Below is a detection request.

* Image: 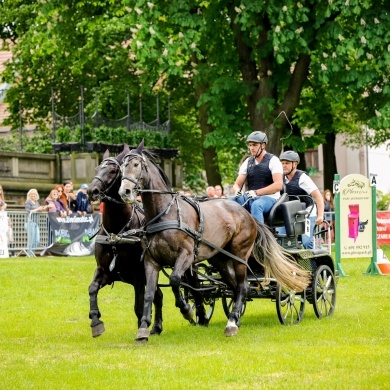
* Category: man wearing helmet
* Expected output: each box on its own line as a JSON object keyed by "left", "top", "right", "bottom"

{"left": 231, "top": 131, "right": 283, "bottom": 223}
{"left": 279, "top": 150, "right": 324, "bottom": 249}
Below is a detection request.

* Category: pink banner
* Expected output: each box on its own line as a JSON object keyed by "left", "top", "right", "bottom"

{"left": 377, "top": 211, "right": 390, "bottom": 245}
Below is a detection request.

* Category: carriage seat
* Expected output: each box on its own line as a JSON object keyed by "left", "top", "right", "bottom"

{"left": 266, "top": 194, "right": 308, "bottom": 249}
{"left": 281, "top": 200, "right": 308, "bottom": 237}
{"left": 266, "top": 192, "right": 289, "bottom": 229}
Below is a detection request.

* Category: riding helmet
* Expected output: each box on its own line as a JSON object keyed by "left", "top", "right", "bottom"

{"left": 246, "top": 131, "right": 268, "bottom": 144}
{"left": 279, "top": 150, "right": 300, "bottom": 163}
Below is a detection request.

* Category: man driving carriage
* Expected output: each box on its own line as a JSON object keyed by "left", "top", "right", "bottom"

{"left": 231, "top": 131, "right": 283, "bottom": 223}
{"left": 279, "top": 150, "right": 324, "bottom": 249}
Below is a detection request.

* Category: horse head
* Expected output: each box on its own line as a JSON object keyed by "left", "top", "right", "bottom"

{"left": 118, "top": 140, "right": 147, "bottom": 204}
{"left": 88, "top": 144, "right": 130, "bottom": 202}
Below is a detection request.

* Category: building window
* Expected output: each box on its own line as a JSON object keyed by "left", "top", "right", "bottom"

{"left": 305, "top": 149, "right": 319, "bottom": 175}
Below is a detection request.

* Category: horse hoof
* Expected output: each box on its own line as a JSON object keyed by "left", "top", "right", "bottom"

{"left": 182, "top": 306, "right": 194, "bottom": 322}
{"left": 134, "top": 338, "right": 148, "bottom": 345}
{"left": 224, "top": 320, "right": 238, "bottom": 337}
{"left": 224, "top": 326, "right": 238, "bottom": 337}
{"left": 150, "top": 327, "right": 162, "bottom": 336}
{"left": 136, "top": 328, "right": 150, "bottom": 342}
{"left": 91, "top": 322, "right": 105, "bottom": 338}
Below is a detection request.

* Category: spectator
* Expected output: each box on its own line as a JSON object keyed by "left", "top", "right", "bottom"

{"left": 323, "top": 189, "right": 335, "bottom": 242}
{"left": 323, "top": 189, "right": 335, "bottom": 220}
{"left": 76, "top": 183, "right": 92, "bottom": 216}
{"left": 45, "top": 189, "right": 67, "bottom": 217}
{"left": 0, "top": 184, "right": 7, "bottom": 211}
{"left": 58, "top": 182, "right": 73, "bottom": 214}
{"left": 279, "top": 151, "right": 324, "bottom": 249}
{"left": 0, "top": 185, "right": 14, "bottom": 257}
{"left": 0, "top": 208, "right": 8, "bottom": 258}
{"left": 54, "top": 185, "right": 69, "bottom": 215}
{"left": 231, "top": 131, "right": 283, "bottom": 223}
{"left": 215, "top": 185, "right": 227, "bottom": 198}
{"left": 25, "top": 189, "right": 48, "bottom": 256}
{"left": 65, "top": 181, "right": 78, "bottom": 213}
{"left": 206, "top": 186, "right": 217, "bottom": 198}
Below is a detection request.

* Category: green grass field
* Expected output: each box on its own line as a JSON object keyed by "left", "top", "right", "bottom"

{"left": 0, "top": 254, "right": 389, "bottom": 389}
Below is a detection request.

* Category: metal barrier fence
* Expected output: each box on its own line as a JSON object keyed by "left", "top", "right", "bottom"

{"left": 5, "top": 210, "right": 102, "bottom": 257}
{"left": 7, "top": 211, "right": 51, "bottom": 257}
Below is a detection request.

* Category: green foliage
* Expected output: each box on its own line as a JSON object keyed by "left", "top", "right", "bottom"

{"left": 376, "top": 190, "right": 390, "bottom": 211}
{"left": 1, "top": 0, "right": 389, "bottom": 186}
{"left": 23, "top": 133, "right": 53, "bottom": 154}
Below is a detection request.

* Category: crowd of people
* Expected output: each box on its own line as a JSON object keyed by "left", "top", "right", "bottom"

{"left": 0, "top": 181, "right": 95, "bottom": 257}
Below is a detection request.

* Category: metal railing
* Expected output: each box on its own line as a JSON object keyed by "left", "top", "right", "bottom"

{"left": 6, "top": 211, "right": 51, "bottom": 257}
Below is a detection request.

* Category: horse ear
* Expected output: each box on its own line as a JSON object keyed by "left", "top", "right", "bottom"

{"left": 123, "top": 144, "right": 130, "bottom": 154}
{"left": 135, "top": 139, "right": 144, "bottom": 154}
{"left": 103, "top": 149, "right": 110, "bottom": 159}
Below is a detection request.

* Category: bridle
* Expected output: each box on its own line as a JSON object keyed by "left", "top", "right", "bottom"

{"left": 92, "top": 157, "right": 124, "bottom": 203}
{"left": 120, "top": 152, "right": 178, "bottom": 196}
{"left": 120, "top": 152, "right": 148, "bottom": 196}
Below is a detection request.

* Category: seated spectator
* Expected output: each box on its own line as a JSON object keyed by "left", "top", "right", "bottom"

{"left": 76, "top": 184, "right": 92, "bottom": 216}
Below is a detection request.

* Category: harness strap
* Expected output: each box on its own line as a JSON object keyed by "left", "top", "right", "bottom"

{"left": 95, "top": 234, "right": 141, "bottom": 245}
{"left": 142, "top": 221, "right": 255, "bottom": 274}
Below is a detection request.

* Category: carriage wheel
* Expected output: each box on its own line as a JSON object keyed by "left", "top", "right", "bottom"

{"left": 276, "top": 283, "right": 305, "bottom": 325}
{"left": 222, "top": 296, "right": 246, "bottom": 320}
{"left": 183, "top": 287, "right": 216, "bottom": 325}
{"left": 312, "top": 265, "right": 336, "bottom": 318}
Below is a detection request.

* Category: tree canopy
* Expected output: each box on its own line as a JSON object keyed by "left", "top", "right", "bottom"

{"left": 1, "top": 0, "right": 389, "bottom": 189}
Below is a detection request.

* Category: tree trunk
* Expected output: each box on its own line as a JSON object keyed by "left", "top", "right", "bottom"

{"left": 195, "top": 83, "right": 222, "bottom": 186}
{"left": 322, "top": 132, "right": 337, "bottom": 191}
{"left": 230, "top": 10, "right": 311, "bottom": 156}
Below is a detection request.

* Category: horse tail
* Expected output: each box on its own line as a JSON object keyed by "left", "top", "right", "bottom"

{"left": 252, "top": 221, "right": 311, "bottom": 292}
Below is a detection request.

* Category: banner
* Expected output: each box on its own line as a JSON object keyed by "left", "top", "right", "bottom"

{"left": 42, "top": 213, "right": 100, "bottom": 256}
{"left": 339, "top": 174, "right": 373, "bottom": 258}
{"left": 377, "top": 211, "right": 390, "bottom": 245}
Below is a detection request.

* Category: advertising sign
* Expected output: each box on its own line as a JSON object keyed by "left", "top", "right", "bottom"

{"left": 43, "top": 213, "right": 100, "bottom": 256}
{"left": 339, "top": 174, "right": 372, "bottom": 258}
{"left": 377, "top": 211, "right": 390, "bottom": 245}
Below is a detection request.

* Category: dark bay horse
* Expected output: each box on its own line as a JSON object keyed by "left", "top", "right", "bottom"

{"left": 118, "top": 141, "right": 311, "bottom": 342}
{"left": 87, "top": 145, "right": 165, "bottom": 337}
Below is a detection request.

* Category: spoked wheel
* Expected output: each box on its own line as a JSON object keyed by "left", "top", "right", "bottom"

{"left": 222, "top": 296, "right": 247, "bottom": 319}
{"left": 276, "top": 283, "right": 306, "bottom": 325}
{"left": 182, "top": 287, "right": 216, "bottom": 325}
{"left": 312, "top": 265, "right": 336, "bottom": 318}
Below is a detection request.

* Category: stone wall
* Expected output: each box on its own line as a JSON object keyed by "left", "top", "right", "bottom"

{"left": 0, "top": 150, "right": 182, "bottom": 206}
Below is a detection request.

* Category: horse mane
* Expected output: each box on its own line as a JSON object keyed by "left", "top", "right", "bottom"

{"left": 141, "top": 150, "right": 173, "bottom": 192}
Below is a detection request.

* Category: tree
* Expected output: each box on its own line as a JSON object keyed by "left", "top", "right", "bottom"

{"left": 1, "top": 0, "right": 389, "bottom": 189}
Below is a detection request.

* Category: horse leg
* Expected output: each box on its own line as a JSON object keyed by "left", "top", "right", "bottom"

{"left": 224, "top": 262, "right": 248, "bottom": 337}
{"left": 136, "top": 260, "right": 160, "bottom": 343}
{"left": 169, "top": 253, "right": 195, "bottom": 323}
{"left": 88, "top": 267, "right": 110, "bottom": 337}
{"left": 150, "top": 286, "right": 163, "bottom": 335}
{"left": 183, "top": 267, "right": 208, "bottom": 326}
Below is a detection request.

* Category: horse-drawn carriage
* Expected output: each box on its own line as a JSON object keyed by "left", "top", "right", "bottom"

{"left": 87, "top": 142, "right": 337, "bottom": 343}
{"left": 177, "top": 193, "right": 337, "bottom": 326}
